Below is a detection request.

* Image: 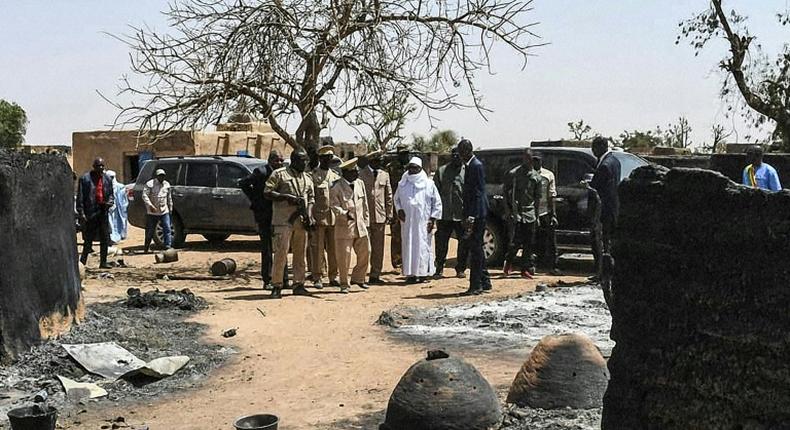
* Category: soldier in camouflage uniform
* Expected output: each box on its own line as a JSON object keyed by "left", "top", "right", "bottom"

{"left": 503, "top": 148, "right": 542, "bottom": 278}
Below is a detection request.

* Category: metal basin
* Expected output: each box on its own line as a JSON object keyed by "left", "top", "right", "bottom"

{"left": 233, "top": 414, "right": 279, "bottom": 430}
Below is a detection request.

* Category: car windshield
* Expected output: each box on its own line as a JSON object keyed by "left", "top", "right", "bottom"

{"left": 612, "top": 152, "right": 648, "bottom": 182}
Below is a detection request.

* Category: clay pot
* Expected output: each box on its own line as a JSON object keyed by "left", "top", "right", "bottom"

{"left": 507, "top": 333, "right": 609, "bottom": 409}
{"left": 380, "top": 350, "right": 502, "bottom": 430}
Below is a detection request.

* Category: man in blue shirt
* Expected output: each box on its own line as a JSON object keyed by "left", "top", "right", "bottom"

{"left": 743, "top": 145, "right": 782, "bottom": 191}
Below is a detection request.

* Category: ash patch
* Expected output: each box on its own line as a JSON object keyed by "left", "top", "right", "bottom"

{"left": 379, "top": 284, "right": 613, "bottom": 356}
{"left": 125, "top": 287, "right": 208, "bottom": 311}
{"left": 501, "top": 405, "right": 601, "bottom": 429}
{"left": 0, "top": 300, "right": 233, "bottom": 422}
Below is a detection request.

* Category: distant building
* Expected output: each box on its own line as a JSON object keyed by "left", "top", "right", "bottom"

{"left": 72, "top": 121, "right": 289, "bottom": 183}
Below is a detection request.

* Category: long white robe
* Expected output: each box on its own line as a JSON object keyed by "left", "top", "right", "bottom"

{"left": 394, "top": 171, "right": 443, "bottom": 277}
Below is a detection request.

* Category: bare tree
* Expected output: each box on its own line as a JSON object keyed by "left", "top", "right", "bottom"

{"left": 112, "top": 0, "right": 542, "bottom": 152}
{"left": 664, "top": 116, "right": 693, "bottom": 149}
{"left": 567, "top": 119, "right": 593, "bottom": 141}
{"left": 679, "top": 1, "right": 790, "bottom": 149}
{"left": 709, "top": 123, "right": 732, "bottom": 153}
{"left": 353, "top": 91, "right": 414, "bottom": 151}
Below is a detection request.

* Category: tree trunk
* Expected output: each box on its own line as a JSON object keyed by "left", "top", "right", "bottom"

{"left": 296, "top": 110, "right": 321, "bottom": 152}
{"left": 777, "top": 120, "right": 790, "bottom": 152}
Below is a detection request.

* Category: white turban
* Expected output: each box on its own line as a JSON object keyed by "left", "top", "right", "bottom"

{"left": 408, "top": 157, "right": 423, "bottom": 167}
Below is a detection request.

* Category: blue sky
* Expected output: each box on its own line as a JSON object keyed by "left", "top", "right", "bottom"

{"left": 0, "top": 1, "right": 787, "bottom": 148}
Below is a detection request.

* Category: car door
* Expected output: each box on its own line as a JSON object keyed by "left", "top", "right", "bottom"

{"left": 554, "top": 155, "right": 595, "bottom": 231}
{"left": 214, "top": 162, "right": 257, "bottom": 232}
{"left": 182, "top": 161, "right": 218, "bottom": 229}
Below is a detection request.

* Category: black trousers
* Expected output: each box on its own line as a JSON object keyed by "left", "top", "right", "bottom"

{"left": 259, "top": 221, "right": 288, "bottom": 286}
{"left": 535, "top": 214, "right": 558, "bottom": 269}
{"left": 469, "top": 220, "right": 491, "bottom": 291}
{"left": 506, "top": 221, "right": 537, "bottom": 272}
{"left": 592, "top": 219, "right": 615, "bottom": 276}
{"left": 81, "top": 213, "right": 110, "bottom": 266}
{"left": 434, "top": 220, "right": 470, "bottom": 274}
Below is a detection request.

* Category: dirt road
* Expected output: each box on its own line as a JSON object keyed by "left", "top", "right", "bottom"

{"left": 68, "top": 226, "right": 586, "bottom": 430}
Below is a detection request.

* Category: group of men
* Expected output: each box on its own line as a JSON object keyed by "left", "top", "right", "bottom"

{"left": 76, "top": 157, "right": 174, "bottom": 268}
{"left": 243, "top": 140, "right": 494, "bottom": 298}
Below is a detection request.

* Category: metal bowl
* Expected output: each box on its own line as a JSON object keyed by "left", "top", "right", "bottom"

{"left": 233, "top": 414, "right": 279, "bottom": 430}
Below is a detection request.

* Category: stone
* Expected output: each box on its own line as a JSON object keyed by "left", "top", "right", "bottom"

{"left": 380, "top": 350, "right": 502, "bottom": 430}
{"left": 506, "top": 333, "right": 609, "bottom": 409}
{"left": 603, "top": 166, "right": 790, "bottom": 429}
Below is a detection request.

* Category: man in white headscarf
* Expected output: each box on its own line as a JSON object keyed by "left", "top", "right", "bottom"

{"left": 394, "top": 157, "right": 442, "bottom": 284}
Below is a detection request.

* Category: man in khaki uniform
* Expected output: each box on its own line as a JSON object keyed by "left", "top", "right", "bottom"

{"left": 309, "top": 145, "right": 341, "bottom": 289}
{"left": 387, "top": 144, "right": 411, "bottom": 268}
{"left": 358, "top": 150, "right": 392, "bottom": 284}
{"left": 330, "top": 158, "right": 371, "bottom": 293}
{"left": 264, "top": 149, "right": 315, "bottom": 298}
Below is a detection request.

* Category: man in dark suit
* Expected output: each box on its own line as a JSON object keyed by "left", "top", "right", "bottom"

{"left": 240, "top": 150, "right": 286, "bottom": 289}
{"left": 76, "top": 157, "right": 115, "bottom": 268}
{"left": 458, "top": 139, "right": 492, "bottom": 296}
{"left": 589, "top": 136, "right": 622, "bottom": 259}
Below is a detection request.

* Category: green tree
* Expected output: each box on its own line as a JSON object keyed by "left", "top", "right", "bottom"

{"left": 678, "top": 1, "right": 790, "bottom": 149}
{"left": 619, "top": 128, "right": 664, "bottom": 152}
{"left": 568, "top": 119, "right": 593, "bottom": 141}
{"left": 412, "top": 129, "right": 458, "bottom": 153}
{"left": 0, "top": 100, "right": 28, "bottom": 149}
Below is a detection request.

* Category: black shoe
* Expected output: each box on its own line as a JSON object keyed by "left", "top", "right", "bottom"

{"left": 369, "top": 277, "right": 384, "bottom": 285}
{"left": 355, "top": 283, "right": 369, "bottom": 290}
{"left": 455, "top": 271, "right": 466, "bottom": 279}
{"left": 329, "top": 279, "right": 341, "bottom": 287}
{"left": 417, "top": 277, "right": 429, "bottom": 284}
{"left": 550, "top": 268, "right": 564, "bottom": 276}
{"left": 460, "top": 288, "right": 482, "bottom": 296}
{"left": 339, "top": 285, "right": 350, "bottom": 294}
{"left": 99, "top": 263, "right": 112, "bottom": 269}
{"left": 271, "top": 287, "right": 282, "bottom": 299}
{"left": 405, "top": 276, "right": 418, "bottom": 284}
{"left": 481, "top": 284, "right": 492, "bottom": 291}
{"left": 292, "top": 285, "right": 312, "bottom": 296}
{"left": 313, "top": 280, "right": 324, "bottom": 290}
{"left": 432, "top": 271, "right": 443, "bottom": 280}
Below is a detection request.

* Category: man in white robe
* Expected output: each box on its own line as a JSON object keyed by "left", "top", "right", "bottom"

{"left": 394, "top": 157, "right": 443, "bottom": 284}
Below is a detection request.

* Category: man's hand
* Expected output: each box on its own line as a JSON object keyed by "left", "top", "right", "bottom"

{"left": 285, "top": 194, "right": 301, "bottom": 205}
{"left": 397, "top": 210, "right": 406, "bottom": 223}
{"left": 427, "top": 219, "right": 435, "bottom": 234}
{"left": 550, "top": 216, "right": 559, "bottom": 227}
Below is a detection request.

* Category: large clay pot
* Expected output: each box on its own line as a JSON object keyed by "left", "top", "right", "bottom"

{"left": 380, "top": 350, "right": 502, "bottom": 430}
{"left": 507, "top": 333, "right": 609, "bottom": 409}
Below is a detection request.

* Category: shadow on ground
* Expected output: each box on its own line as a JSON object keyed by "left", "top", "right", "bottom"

{"left": 316, "top": 409, "right": 386, "bottom": 429}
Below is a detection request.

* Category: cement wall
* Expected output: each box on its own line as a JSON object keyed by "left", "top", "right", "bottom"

{"left": 0, "top": 151, "right": 83, "bottom": 362}
{"left": 603, "top": 165, "right": 790, "bottom": 429}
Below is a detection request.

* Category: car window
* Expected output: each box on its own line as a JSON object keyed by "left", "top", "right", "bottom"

{"left": 556, "top": 158, "right": 592, "bottom": 186}
{"left": 153, "top": 162, "right": 181, "bottom": 185}
{"left": 217, "top": 163, "right": 248, "bottom": 188}
{"left": 186, "top": 162, "right": 217, "bottom": 187}
{"left": 483, "top": 154, "right": 522, "bottom": 184}
{"left": 612, "top": 152, "right": 647, "bottom": 182}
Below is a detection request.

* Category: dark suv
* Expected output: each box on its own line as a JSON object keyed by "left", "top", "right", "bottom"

{"left": 473, "top": 147, "right": 647, "bottom": 265}
{"left": 127, "top": 156, "right": 267, "bottom": 247}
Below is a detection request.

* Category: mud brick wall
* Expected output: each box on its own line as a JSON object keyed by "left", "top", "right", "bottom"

{"left": 603, "top": 165, "right": 790, "bottom": 429}
{"left": 0, "top": 150, "right": 82, "bottom": 362}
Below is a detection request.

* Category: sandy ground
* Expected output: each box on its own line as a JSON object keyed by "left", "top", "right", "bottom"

{"left": 65, "top": 226, "right": 588, "bottom": 430}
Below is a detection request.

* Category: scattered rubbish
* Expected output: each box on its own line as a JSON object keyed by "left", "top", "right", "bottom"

{"left": 157, "top": 273, "right": 230, "bottom": 281}
{"left": 125, "top": 288, "right": 207, "bottom": 311}
{"left": 62, "top": 342, "right": 192, "bottom": 384}
{"left": 233, "top": 413, "right": 279, "bottom": 430}
{"left": 131, "top": 356, "right": 190, "bottom": 379}
{"left": 210, "top": 258, "right": 237, "bottom": 276}
{"left": 154, "top": 249, "right": 179, "bottom": 263}
{"left": 256, "top": 308, "right": 266, "bottom": 318}
{"left": 7, "top": 405, "right": 58, "bottom": 430}
{"left": 32, "top": 390, "right": 48, "bottom": 403}
{"left": 62, "top": 343, "right": 145, "bottom": 381}
{"left": 97, "top": 273, "right": 115, "bottom": 280}
{"left": 535, "top": 283, "right": 548, "bottom": 292}
{"left": 381, "top": 350, "right": 501, "bottom": 430}
{"left": 56, "top": 375, "right": 108, "bottom": 400}
{"left": 222, "top": 328, "right": 238, "bottom": 338}
{"left": 507, "top": 333, "right": 609, "bottom": 409}
{"left": 376, "top": 309, "right": 411, "bottom": 328}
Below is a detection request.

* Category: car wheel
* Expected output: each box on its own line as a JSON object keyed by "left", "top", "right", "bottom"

{"left": 203, "top": 233, "right": 230, "bottom": 244}
{"left": 483, "top": 221, "right": 505, "bottom": 267}
{"left": 154, "top": 215, "right": 186, "bottom": 248}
